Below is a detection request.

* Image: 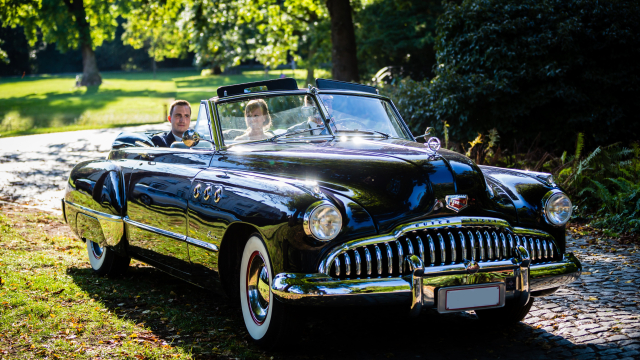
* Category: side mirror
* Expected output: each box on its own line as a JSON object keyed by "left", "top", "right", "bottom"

{"left": 182, "top": 129, "right": 201, "bottom": 147}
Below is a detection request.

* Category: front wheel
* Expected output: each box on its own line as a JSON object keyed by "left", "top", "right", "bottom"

{"left": 475, "top": 297, "right": 534, "bottom": 325}
{"left": 239, "top": 234, "right": 291, "bottom": 349}
{"left": 86, "top": 239, "right": 130, "bottom": 276}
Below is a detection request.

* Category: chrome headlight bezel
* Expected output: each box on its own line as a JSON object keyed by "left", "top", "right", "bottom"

{"left": 303, "top": 200, "right": 343, "bottom": 241}
{"left": 542, "top": 190, "right": 573, "bottom": 226}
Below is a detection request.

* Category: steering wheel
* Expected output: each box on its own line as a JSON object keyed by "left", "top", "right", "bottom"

{"left": 333, "top": 118, "right": 368, "bottom": 130}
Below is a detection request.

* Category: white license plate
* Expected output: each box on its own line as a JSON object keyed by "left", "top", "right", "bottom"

{"left": 437, "top": 283, "right": 505, "bottom": 313}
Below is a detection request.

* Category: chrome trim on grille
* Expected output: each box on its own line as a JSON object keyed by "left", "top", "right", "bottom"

{"left": 536, "top": 239, "right": 542, "bottom": 260}
{"left": 344, "top": 253, "right": 351, "bottom": 276}
{"left": 385, "top": 243, "right": 393, "bottom": 274}
{"left": 427, "top": 235, "right": 436, "bottom": 266}
{"left": 334, "top": 257, "right": 341, "bottom": 276}
{"left": 374, "top": 245, "right": 382, "bottom": 275}
{"left": 320, "top": 216, "right": 559, "bottom": 278}
{"left": 437, "top": 233, "right": 445, "bottom": 265}
{"left": 354, "top": 250, "right": 361, "bottom": 277}
{"left": 364, "top": 247, "right": 372, "bottom": 276}
{"left": 448, "top": 232, "right": 456, "bottom": 264}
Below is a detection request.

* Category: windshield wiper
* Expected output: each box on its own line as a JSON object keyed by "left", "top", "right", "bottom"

{"left": 268, "top": 125, "right": 328, "bottom": 141}
{"left": 336, "top": 129, "right": 390, "bottom": 138}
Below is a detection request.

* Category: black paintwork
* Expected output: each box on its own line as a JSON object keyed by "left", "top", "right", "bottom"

{"left": 64, "top": 98, "right": 567, "bottom": 288}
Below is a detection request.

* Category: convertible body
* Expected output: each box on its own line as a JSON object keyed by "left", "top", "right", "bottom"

{"left": 63, "top": 78, "right": 581, "bottom": 345}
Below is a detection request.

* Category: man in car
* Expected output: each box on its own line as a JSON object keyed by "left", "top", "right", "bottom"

{"left": 151, "top": 100, "right": 191, "bottom": 147}
{"left": 287, "top": 95, "right": 337, "bottom": 135}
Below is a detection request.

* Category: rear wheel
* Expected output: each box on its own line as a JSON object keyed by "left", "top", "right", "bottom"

{"left": 86, "top": 239, "right": 130, "bottom": 276}
{"left": 475, "top": 297, "right": 534, "bottom": 324}
{"left": 239, "top": 234, "right": 291, "bottom": 349}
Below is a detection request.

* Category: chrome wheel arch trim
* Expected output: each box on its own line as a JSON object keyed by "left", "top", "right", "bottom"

{"left": 318, "top": 216, "right": 554, "bottom": 275}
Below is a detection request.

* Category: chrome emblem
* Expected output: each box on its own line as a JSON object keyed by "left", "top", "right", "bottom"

{"left": 465, "top": 260, "right": 479, "bottom": 274}
{"left": 445, "top": 195, "right": 468, "bottom": 212}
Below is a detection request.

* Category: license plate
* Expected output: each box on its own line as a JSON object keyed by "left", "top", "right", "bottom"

{"left": 437, "top": 283, "right": 505, "bottom": 313}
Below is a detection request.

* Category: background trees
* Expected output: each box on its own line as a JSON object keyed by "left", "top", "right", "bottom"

{"left": 402, "top": 0, "right": 640, "bottom": 151}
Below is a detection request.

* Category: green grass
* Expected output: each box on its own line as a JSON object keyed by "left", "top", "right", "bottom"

{"left": 0, "top": 69, "right": 329, "bottom": 138}
{"left": 0, "top": 204, "right": 263, "bottom": 359}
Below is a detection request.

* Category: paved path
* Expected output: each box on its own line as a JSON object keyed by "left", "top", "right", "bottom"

{"left": 0, "top": 124, "right": 169, "bottom": 213}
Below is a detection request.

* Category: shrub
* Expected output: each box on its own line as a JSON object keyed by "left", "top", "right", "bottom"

{"left": 388, "top": 0, "right": 640, "bottom": 151}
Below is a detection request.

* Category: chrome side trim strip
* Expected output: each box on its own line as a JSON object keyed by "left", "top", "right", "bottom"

{"left": 185, "top": 236, "right": 219, "bottom": 252}
{"left": 317, "top": 216, "right": 555, "bottom": 275}
{"left": 123, "top": 216, "right": 184, "bottom": 241}
{"left": 64, "top": 200, "right": 122, "bottom": 222}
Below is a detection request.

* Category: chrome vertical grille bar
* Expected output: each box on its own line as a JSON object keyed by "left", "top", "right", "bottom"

{"left": 397, "top": 240, "right": 404, "bottom": 274}
{"left": 542, "top": 240, "right": 548, "bottom": 259}
{"left": 415, "top": 236, "right": 425, "bottom": 264}
{"left": 507, "top": 234, "right": 514, "bottom": 254}
{"left": 476, "top": 231, "right": 485, "bottom": 261}
{"left": 334, "top": 257, "right": 341, "bottom": 277}
{"left": 468, "top": 231, "right": 476, "bottom": 261}
{"left": 437, "top": 233, "right": 446, "bottom": 265}
{"left": 374, "top": 245, "right": 382, "bottom": 275}
{"left": 427, "top": 235, "right": 436, "bottom": 266}
{"left": 536, "top": 239, "right": 542, "bottom": 261}
{"left": 344, "top": 253, "right": 351, "bottom": 276}
{"left": 500, "top": 233, "right": 507, "bottom": 259}
{"left": 363, "top": 247, "right": 372, "bottom": 276}
{"left": 459, "top": 231, "right": 467, "bottom": 260}
{"left": 407, "top": 238, "right": 414, "bottom": 256}
{"left": 529, "top": 238, "right": 536, "bottom": 260}
{"left": 448, "top": 232, "right": 457, "bottom": 264}
{"left": 491, "top": 231, "right": 500, "bottom": 259}
{"left": 354, "top": 249, "right": 362, "bottom": 277}
{"left": 515, "top": 235, "right": 521, "bottom": 248}
{"left": 385, "top": 243, "right": 393, "bottom": 274}
{"left": 549, "top": 241, "right": 555, "bottom": 259}
{"left": 484, "top": 231, "right": 493, "bottom": 260}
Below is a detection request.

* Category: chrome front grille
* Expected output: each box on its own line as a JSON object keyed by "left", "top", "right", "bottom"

{"left": 328, "top": 226, "right": 558, "bottom": 279}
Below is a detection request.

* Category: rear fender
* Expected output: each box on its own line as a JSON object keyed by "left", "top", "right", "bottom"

{"left": 64, "top": 160, "right": 126, "bottom": 251}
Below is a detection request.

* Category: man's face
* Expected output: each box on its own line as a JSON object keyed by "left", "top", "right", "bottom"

{"left": 169, "top": 105, "right": 191, "bottom": 136}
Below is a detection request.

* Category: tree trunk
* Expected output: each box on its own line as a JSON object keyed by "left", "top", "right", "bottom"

{"left": 64, "top": 0, "right": 101, "bottom": 86}
{"left": 81, "top": 44, "right": 101, "bottom": 86}
{"left": 306, "top": 44, "right": 316, "bottom": 87}
{"left": 326, "top": 0, "right": 359, "bottom": 82}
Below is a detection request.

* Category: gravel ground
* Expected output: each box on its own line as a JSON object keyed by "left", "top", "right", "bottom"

{"left": 0, "top": 124, "right": 169, "bottom": 213}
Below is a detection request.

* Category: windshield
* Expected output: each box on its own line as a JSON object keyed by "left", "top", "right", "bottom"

{"left": 216, "top": 93, "right": 411, "bottom": 145}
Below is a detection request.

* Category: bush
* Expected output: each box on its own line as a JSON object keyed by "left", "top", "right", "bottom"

{"left": 389, "top": 0, "right": 640, "bottom": 151}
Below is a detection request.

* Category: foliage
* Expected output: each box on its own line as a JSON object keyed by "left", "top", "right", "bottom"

{"left": 388, "top": 0, "right": 640, "bottom": 151}
{"left": 0, "top": 0, "right": 123, "bottom": 51}
{"left": 356, "top": 0, "right": 441, "bottom": 81}
{"left": 581, "top": 178, "right": 640, "bottom": 235}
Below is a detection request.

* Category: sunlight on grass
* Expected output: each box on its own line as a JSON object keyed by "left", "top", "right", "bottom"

{"left": 0, "top": 205, "right": 260, "bottom": 359}
{"left": 0, "top": 69, "right": 331, "bottom": 138}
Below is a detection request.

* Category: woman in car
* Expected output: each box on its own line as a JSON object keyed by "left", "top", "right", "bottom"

{"left": 234, "top": 99, "right": 273, "bottom": 141}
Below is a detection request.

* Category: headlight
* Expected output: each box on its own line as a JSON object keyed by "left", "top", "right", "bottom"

{"left": 543, "top": 191, "right": 572, "bottom": 226}
{"left": 304, "top": 201, "right": 342, "bottom": 241}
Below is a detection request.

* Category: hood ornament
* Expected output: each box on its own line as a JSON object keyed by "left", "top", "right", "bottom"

{"left": 426, "top": 137, "right": 441, "bottom": 152}
{"left": 445, "top": 195, "right": 468, "bottom": 212}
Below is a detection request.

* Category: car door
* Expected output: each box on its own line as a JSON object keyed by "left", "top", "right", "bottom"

{"left": 125, "top": 148, "right": 213, "bottom": 278}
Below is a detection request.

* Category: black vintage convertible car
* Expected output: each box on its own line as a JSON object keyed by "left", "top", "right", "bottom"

{"left": 63, "top": 78, "right": 581, "bottom": 346}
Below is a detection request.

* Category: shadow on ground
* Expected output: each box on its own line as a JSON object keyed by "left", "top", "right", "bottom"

{"left": 67, "top": 265, "right": 620, "bottom": 360}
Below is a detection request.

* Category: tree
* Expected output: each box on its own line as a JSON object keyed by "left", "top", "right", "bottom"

{"left": 356, "top": 0, "right": 442, "bottom": 81}
{"left": 326, "top": 0, "right": 358, "bottom": 82}
{"left": 0, "top": 0, "right": 125, "bottom": 86}
{"left": 419, "top": 0, "right": 640, "bottom": 150}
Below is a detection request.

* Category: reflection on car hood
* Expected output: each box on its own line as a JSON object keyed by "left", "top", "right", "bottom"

{"left": 218, "top": 138, "right": 490, "bottom": 233}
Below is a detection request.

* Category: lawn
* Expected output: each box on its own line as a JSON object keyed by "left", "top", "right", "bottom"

{"left": 0, "top": 204, "right": 261, "bottom": 359}
{"left": 0, "top": 69, "right": 327, "bottom": 138}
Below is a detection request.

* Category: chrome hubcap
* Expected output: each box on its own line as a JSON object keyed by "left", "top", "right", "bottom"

{"left": 90, "top": 241, "right": 104, "bottom": 259}
{"left": 246, "top": 251, "right": 270, "bottom": 325}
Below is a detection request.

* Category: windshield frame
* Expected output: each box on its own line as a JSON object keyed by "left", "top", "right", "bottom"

{"left": 209, "top": 89, "right": 415, "bottom": 149}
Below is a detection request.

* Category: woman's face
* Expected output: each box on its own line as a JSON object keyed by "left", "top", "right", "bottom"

{"left": 246, "top": 107, "right": 266, "bottom": 131}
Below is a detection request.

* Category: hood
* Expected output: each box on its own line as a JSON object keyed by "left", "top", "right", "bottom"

{"left": 217, "top": 138, "right": 503, "bottom": 233}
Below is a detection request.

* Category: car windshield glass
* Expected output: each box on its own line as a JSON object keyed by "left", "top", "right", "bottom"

{"left": 217, "top": 95, "right": 327, "bottom": 144}
{"left": 319, "top": 94, "right": 411, "bottom": 139}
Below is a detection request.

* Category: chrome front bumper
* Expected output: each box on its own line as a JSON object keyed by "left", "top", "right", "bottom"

{"left": 272, "top": 249, "right": 581, "bottom": 313}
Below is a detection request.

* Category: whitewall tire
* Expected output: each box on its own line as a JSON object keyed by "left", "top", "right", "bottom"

{"left": 239, "top": 234, "right": 290, "bottom": 348}
{"left": 85, "top": 239, "right": 130, "bottom": 276}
